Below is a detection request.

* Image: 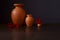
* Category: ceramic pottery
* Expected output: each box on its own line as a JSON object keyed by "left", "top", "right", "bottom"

{"left": 11, "top": 4, "right": 26, "bottom": 26}
{"left": 25, "top": 14, "right": 34, "bottom": 27}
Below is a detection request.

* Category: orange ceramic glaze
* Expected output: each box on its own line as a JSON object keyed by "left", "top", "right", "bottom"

{"left": 25, "top": 14, "right": 34, "bottom": 27}
{"left": 11, "top": 4, "right": 26, "bottom": 26}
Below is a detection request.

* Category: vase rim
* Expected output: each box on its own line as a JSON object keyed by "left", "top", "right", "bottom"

{"left": 14, "top": 4, "right": 24, "bottom": 7}
{"left": 27, "top": 14, "right": 33, "bottom": 17}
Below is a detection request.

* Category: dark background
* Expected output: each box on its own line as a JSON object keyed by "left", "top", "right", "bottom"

{"left": 0, "top": 0, "right": 60, "bottom": 24}
{"left": 0, "top": 0, "right": 60, "bottom": 40}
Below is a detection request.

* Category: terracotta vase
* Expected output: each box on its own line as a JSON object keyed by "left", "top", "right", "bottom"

{"left": 25, "top": 14, "right": 34, "bottom": 27}
{"left": 11, "top": 4, "right": 26, "bottom": 26}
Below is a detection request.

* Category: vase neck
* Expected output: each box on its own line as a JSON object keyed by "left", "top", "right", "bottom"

{"left": 14, "top": 4, "right": 24, "bottom": 8}
{"left": 15, "top": 6, "right": 22, "bottom": 8}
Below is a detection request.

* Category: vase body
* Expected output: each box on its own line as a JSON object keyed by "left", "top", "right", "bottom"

{"left": 25, "top": 14, "right": 34, "bottom": 27}
{"left": 11, "top": 4, "right": 26, "bottom": 26}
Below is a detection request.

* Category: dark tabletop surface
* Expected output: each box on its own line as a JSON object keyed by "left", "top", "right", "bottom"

{"left": 0, "top": 24, "right": 60, "bottom": 40}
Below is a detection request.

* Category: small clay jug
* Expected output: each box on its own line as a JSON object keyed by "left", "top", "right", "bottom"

{"left": 25, "top": 14, "right": 34, "bottom": 27}
{"left": 11, "top": 4, "right": 26, "bottom": 26}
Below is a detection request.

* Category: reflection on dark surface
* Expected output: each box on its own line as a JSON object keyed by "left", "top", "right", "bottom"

{"left": 0, "top": 24, "right": 60, "bottom": 40}
{"left": 25, "top": 27, "right": 33, "bottom": 40}
{"left": 12, "top": 29, "right": 19, "bottom": 40}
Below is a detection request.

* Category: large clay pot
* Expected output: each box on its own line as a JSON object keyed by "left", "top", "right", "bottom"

{"left": 25, "top": 14, "right": 34, "bottom": 27}
{"left": 11, "top": 4, "right": 26, "bottom": 26}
